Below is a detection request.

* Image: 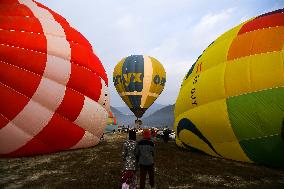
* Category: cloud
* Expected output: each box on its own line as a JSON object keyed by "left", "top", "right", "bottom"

{"left": 36, "top": 0, "right": 283, "bottom": 106}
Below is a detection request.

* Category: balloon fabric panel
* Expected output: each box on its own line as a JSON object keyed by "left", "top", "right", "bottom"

{"left": 122, "top": 55, "right": 144, "bottom": 110}
{"left": 113, "top": 55, "right": 166, "bottom": 118}
{"left": 0, "top": 0, "right": 109, "bottom": 157}
{"left": 227, "top": 87, "right": 284, "bottom": 166}
{"left": 174, "top": 9, "right": 284, "bottom": 166}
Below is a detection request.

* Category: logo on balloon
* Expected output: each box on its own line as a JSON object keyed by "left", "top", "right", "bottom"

{"left": 113, "top": 73, "right": 143, "bottom": 86}
{"left": 153, "top": 75, "right": 166, "bottom": 86}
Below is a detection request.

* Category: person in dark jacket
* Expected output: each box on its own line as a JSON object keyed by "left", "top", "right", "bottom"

{"left": 163, "top": 128, "right": 170, "bottom": 143}
{"left": 121, "top": 129, "right": 137, "bottom": 189}
{"left": 136, "top": 129, "right": 155, "bottom": 189}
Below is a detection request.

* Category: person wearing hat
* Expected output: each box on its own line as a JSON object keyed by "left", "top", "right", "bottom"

{"left": 136, "top": 129, "right": 155, "bottom": 189}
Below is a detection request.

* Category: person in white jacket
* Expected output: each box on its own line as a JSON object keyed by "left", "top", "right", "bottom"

{"left": 121, "top": 130, "right": 137, "bottom": 189}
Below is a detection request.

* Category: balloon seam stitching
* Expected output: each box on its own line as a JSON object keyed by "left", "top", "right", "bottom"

{"left": 0, "top": 113, "right": 59, "bottom": 155}
{"left": 0, "top": 28, "right": 89, "bottom": 47}
{"left": 184, "top": 49, "right": 284, "bottom": 85}
{"left": 0, "top": 43, "right": 103, "bottom": 81}
{"left": 239, "top": 133, "right": 280, "bottom": 141}
{"left": 0, "top": 81, "right": 96, "bottom": 133}
{"left": 0, "top": 60, "right": 103, "bottom": 102}
{"left": 0, "top": 60, "right": 104, "bottom": 101}
{"left": 174, "top": 86, "right": 284, "bottom": 124}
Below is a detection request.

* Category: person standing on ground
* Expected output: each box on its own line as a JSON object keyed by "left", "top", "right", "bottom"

{"left": 121, "top": 129, "right": 137, "bottom": 189}
{"left": 137, "top": 129, "right": 155, "bottom": 189}
{"left": 163, "top": 128, "right": 170, "bottom": 143}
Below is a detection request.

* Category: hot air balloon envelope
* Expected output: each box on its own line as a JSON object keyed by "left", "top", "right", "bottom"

{"left": 113, "top": 55, "right": 166, "bottom": 120}
{"left": 174, "top": 9, "right": 284, "bottom": 166}
{"left": 0, "top": 0, "right": 109, "bottom": 157}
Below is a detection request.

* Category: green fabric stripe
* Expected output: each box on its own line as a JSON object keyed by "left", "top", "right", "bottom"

{"left": 227, "top": 87, "right": 284, "bottom": 166}
{"left": 227, "top": 87, "right": 284, "bottom": 139}
{"left": 240, "top": 135, "right": 284, "bottom": 166}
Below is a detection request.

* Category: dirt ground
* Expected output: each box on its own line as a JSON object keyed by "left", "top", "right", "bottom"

{"left": 1, "top": 132, "right": 284, "bottom": 189}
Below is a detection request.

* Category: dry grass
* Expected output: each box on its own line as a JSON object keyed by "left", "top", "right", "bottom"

{"left": 1, "top": 132, "right": 284, "bottom": 189}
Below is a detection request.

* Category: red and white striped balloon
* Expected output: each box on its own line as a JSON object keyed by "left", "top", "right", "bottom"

{"left": 0, "top": 0, "right": 110, "bottom": 157}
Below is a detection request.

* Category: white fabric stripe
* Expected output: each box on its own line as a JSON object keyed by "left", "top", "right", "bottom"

{"left": 0, "top": 0, "right": 71, "bottom": 154}
{"left": 98, "top": 79, "right": 110, "bottom": 112}
{"left": 75, "top": 96, "right": 108, "bottom": 138}
{"left": 70, "top": 131, "right": 100, "bottom": 149}
{"left": 46, "top": 35, "right": 71, "bottom": 59}
{"left": 44, "top": 55, "right": 71, "bottom": 85}
{"left": 141, "top": 56, "right": 153, "bottom": 107}
{"left": 0, "top": 122, "right": 32, "bottom": 154}
{"left": 32, "top": 77, "right": 67, "bottom": 111}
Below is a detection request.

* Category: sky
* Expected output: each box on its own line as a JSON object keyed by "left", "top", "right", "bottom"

{"left": 37, "top": 0, "right": 283, "bottom": 107}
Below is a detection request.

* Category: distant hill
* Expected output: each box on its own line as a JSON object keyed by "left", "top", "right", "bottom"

{"left": 142, "top": 104, "right": 175, "bottom": 128}
{"left": 110, "top": 106, "right": 136, "bottom": 126}
{"left": 110, "top": 104, "right": 175, "bottom": 128}
{"left": 110, "top": 106, "right": 123, "bottom": 116}
{"left": 113, "top": 103, "right": 166, "bottom": 117}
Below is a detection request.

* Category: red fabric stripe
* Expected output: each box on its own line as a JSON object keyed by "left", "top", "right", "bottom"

{"left": 0, "top": 0, "right": 92, "bottom": 157}
{"left": 0, "top": 44, "right": 47, "bottom": 76}
{"left": 0, "top": 114, "right": 9, "bottom": 129}
{"left": 90, "top": 53, "right": 108, "bottom": 85}
{"left": 109, "top": 111, "right": 113, "bottom": 117}
{"left": 66, "top": 28, "right": 92, "bottom": 49}
{"left": 0, "top": 0, "right": 19, "bottom": 4}
{"left": 34, "top": 1, "right": 70, "bottom": 26}
{"left": 35, "top": 1, "right": 108, "bottom": 86}
{"left": 2, "top": 137, "right": 55, "bottom": 157}
{"left": 6, "top": 114, "right": 85, "bottom": 157}
{"left": 0, "top": 83, "right": 30, "bottom": 121}
{"left": 238, "top": 12, "right": 284, "bottom": 34}
{"left": 70, "top": 42, "right": 108, "bottom": 85}
{"left": 0, "top": 61, "right": 42, "bottom": 98}
{"left": 35, "top": 2, "right": 90, "bottom": 47}
{"left": 67, "top": 63, "right": 102, "bottom": 102}
{"left": 2, "top": 1, "right": 89, "bottom": 155}
{"left": 56, "top": 88, "right": 85, "bottom": 122}
{"left": 0, "top": 16, "right": 43, "bottom": 33}
{"left": 0, "top": 30, "right": 47, "bottom": 53}
{"left": 32, "top": 114, "right": 85, "bottom": 151}
{"left": 0, "top": 3, "right": 34, "bottom": 17}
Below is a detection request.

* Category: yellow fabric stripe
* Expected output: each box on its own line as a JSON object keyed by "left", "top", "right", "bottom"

{"left": 176, "top": 23, "right": 246, "bottom": 118}
{"left": 179, "top": 130, "right": 219, "bottom": 157}
{"left": 141, "top": 56, "right": 153, "bottom": 107}
{"left": 113, "top": 58, "right": 125, "bottom": 93}
{"left": 149, "top": 57, "right": 166, "bottom": 94}
{"left": 140, "top": 56, "right": 166, "bottom": 109}
{"left": 184, "top": 21, "right": 247, "bottom": 84}
{"left": 175, "top": 99, "right": 252, "bottom": 162}
{"left": 214, "top": 141, "right": 252, "bottom": 163}
{"left": 225, "top": 50, "right": 284, "bottom": 98}
{"left": 175, "top": 63, "right": 226, "bottom": 118}
{"left": 113, "top": 58, "right": 133, "bottom": 108}
{"left": 119, "top": 92, "right": 159, "bottom": 97}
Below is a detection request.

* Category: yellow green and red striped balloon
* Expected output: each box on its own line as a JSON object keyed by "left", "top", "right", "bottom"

{"left": 107, "top": 112, "right": 117, "bottom": 125}
{"left": 113, "top": 55, "right": 166, "bottom": 118}
{"left": 174, "top": 9, "right": 284, "bottom": 166}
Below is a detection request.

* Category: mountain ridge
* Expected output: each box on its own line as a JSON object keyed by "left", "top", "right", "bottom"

{"left": 110, "top": 104, "right": 174, "bottom": 128}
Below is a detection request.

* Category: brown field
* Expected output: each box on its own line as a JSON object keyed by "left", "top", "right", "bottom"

{"left": 1, "top": 132, "right": 284, "bottom": 189}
